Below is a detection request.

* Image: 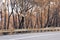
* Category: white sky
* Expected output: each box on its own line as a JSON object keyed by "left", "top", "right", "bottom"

{"left": 2, "top": 0, "right": 5, "bottom": 3}
{"left": 8, "top": 0, "right": 12, "bottom": 13}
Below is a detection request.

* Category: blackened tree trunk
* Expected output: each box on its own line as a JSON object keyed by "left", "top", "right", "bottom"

{"left": 44, "top": 3, "right": 50, "bottom": 28}
{"left": 12, "top": 8, "right": 16, "bottom": 29}
{"left": 40, "top": 10, "right": 42, "bottom": 28}
{"left": 4, "top": 9, "right": 6, "bottom": 29}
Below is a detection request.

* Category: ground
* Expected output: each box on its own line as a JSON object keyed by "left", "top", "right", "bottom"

{"left": 0, "top": 31, "right": 60, "bottom": 40}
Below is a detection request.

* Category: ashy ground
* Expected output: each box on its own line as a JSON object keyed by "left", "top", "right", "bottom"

{"left": 0, "top": 31, "right": 60, "bottom": 40}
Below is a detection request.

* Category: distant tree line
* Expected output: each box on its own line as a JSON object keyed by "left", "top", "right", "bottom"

{"left": 0, "top": 0, "right": 60, "bottom": 30}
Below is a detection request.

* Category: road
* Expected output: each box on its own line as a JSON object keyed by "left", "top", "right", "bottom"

{"left": 0, "top": 31, "right": 60, "bottom": 40}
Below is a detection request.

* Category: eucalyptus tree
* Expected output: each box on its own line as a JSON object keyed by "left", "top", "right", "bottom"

{"left": 15, "top": 0, "right": 38, "bottom": 29}
{"left": 7, "top": 0, "right": 16, "bottom": 29}
{"left": 0, "top": 0, "right": 2, "bottom": 28}
{"left": 1, "top": 0, "right": 8, "bottom": 29}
